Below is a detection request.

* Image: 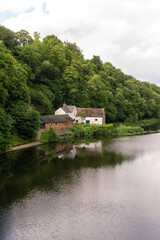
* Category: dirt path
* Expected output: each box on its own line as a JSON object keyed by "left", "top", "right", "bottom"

{"left": 9, "top": 142, "right": 43, "bottom": 152}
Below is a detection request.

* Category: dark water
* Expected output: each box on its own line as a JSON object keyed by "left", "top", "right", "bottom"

{"left": 1, "top": 134, "right": 160, "bottom": 240}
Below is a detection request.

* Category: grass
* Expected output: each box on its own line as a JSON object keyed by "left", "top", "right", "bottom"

{"left": 10, "top": 134, "right": 35, "bottom": 148}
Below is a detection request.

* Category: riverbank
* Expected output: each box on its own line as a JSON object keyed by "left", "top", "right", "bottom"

{"left": 115, "top": 118, "right": 160, "bottom": 136}
{"left": 9, "top": 142, "right": 43, "bottom": 152}
{"left": 2, "top": 118, "right": 160, "bottom": 153}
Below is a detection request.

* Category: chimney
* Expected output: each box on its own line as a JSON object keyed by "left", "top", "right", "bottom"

{"left": 63, "top": 102, "right": 66, "bottom": 108}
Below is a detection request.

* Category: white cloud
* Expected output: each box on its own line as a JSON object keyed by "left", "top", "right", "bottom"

{"left": 1, "top": 0, "right": 160, "bottom": 84}
{"left": 0, "top": 0, "right": 43, "bottom": 13}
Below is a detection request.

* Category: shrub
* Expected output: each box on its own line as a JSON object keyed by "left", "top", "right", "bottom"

{"left": 84, "top": 124, "right": 114, "bottom": 137}
{"left": 84, "top": 127, "right": 94, "bottom": 138}
{"left": 40, "top": 127, "right": 60, "bottom": 143}
{"left": 69, "top": 126, "right": 84, "bottom": 138}
{"left": 69, "top": 124, "right": 114, "bottom": 139}
{"left": 115, "top": 124, "right": 144, "bottom": 136}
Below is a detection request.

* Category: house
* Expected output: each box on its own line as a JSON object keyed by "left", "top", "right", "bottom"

{"left": 40, "top": 114, "right": 73, "bottom": 131}
{"left": 55, "top": 103, "right": 105, "bottom": 125}
{"left": 76, "top": 107, "right": 105, "bottom": 125}
{"left": 55, "top": 103, "right": 77, "bottom": 120}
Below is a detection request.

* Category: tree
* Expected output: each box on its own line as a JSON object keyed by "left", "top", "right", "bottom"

{"left": 91, "top": 55, "right": 103, "bottom": 72}
{"left": 0, "top": 42, "right": 30, "bottom": 107}
{"left": 10, "top": 102, "right": 40, "bottom": 139}
{"left": 16, "top": 29, "right": 33, "bottom": 46}
{"left": 0, "top": 108, "right": 12, "bottom": 150}
{"left": 0, "top": 25, "right": 18, "bottom": 53}
{"left": 79, "top": 111, "right": 86, "bottom": 122}
{"left": 34, "top": 32, "right": 40, "bottom": 41}
{"left": 30, "top": 88, "right": 53, "bottom": 115}
{"left": 62, "top": 66, "right": 79, "bottom": 104}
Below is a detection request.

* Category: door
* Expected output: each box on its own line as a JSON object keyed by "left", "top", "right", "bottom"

{"left": 40, "top": 122, "right": 45, "bottom": 129}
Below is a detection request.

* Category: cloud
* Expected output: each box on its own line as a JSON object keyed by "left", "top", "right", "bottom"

{"left": 1, "top": 0, "right": 160, "bottom": 84}
{"left": 0, "top": 0, "right": 43, "bottom": 13}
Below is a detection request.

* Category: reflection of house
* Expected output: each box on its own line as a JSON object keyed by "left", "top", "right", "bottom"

{"left": 36, "top": 143, "right": 75, "bottom": 161}
{"left": 57, "top": 146, "right": 77, "bottom": 159}
{"left": 40, "top": 114, "right": 73, "bottom": 130}
{"left": 56, "top": 143, "right": 73, "bottom": 153}
{"left": 77, "top": 141, "right": 103, "bottom": 157}
{"left": 55, "top": 103, "right": 105, "bottom": 125}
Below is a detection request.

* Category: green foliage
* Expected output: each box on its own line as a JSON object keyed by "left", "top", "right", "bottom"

{"left": 79, "top": 111, "right": 86, "bottom": 119}
{"left": 124, "top": 118, "right": 160, "bottom": 128}
{"left": 1, "top": 25, "right": 160, "bottom": 123}
{"left": 1, "top": 25, "right": 160, "bottom": 149}
{"left": 29, "top": 88, "right": 53, "bottom": 114}
{"left": 9, "top": 102, "right": 40, "bottom": 139}
{"left": 0, "top": 108, "right": 12, "bottom": 150}
{"left": 0, "top": 25, "right": 18, "bottom": 53}
{"left": 69, "top": 124, "right": 114, "bottom": 140}
{"left": 40, "top": 127, "right": 60, "bottom": 143}
{"left": 125, "top": 114, "right": 138, "bottom": 123}
{"left": 69, "top": 126, "right": 84, "bottom": 138}
{"left": 83, "top": 124, "right": 114, "bottom": 137}
{"left": 0, "top": 41, "right": 30, "bottom": 107}
{"left": 115, "top": 124, "right": 144, "bottom": 136}
{"left": 16, "top": 29, "right": 33, "bottom": 46}
{"left": 10, "top": 134, "right": 31, "bottom": 148}
{"left": 84, "top": 127, "right": 94, "bottom": 138}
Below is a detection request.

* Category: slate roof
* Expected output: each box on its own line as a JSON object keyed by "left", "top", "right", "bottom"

{"left": 76, "top": 108, "right": 105, "bottom": 118}
{"left": 62, "top": 103, "right": 76, "bottom": 113}
{"left": 40, "top": 114, "right": 73, "bottom": 123}
{"left": 67, "top": 105, "right": 76, "bottom": 112}
{"left": 62, "top": 104, "right": 71, "bottom": 113}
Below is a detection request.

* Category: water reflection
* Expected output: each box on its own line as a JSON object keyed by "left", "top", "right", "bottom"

{"left": 0, "top": 139, "right": 124, "bottom": 207}
{"left": 1, "top": 134, "right": 160, "bottom": 240}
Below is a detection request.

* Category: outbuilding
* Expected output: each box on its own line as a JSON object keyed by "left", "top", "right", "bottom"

{"left": 40, "top": 114, "right": 73, "bottom": 130}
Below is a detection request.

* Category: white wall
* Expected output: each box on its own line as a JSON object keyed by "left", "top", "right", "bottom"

{"left": 68, "top": 108, "right": 77, "bottom": 119}
{"left": 55, "top": 107, "right": 77, "bottom": 120}
{"left": 55, "top": 108, "right": 65, "bottom": 115}
{"left": 75, "top": 117, "right": 103, "bottom": 125}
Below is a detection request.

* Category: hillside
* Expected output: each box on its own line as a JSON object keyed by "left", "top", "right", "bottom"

{"left": 0, "top": 25, "right": 160, "bottom": 150}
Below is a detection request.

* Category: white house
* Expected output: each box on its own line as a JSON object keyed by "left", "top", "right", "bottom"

{"left": 55, "top": 103, "right": 105, "bottom": 125}
{"left": 55, "top": 103, "right": 77, "bottom": 119}
{"left": 75, "top": 107, "right": 105, "bottom": 125}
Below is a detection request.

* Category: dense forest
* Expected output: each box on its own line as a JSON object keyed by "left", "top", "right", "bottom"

{"left": 0, "top": 25, "right": 160, "bottom": 150}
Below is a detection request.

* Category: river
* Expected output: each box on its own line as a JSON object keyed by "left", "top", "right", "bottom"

{"left": 0, "top": 133, "right": 160, "bottom": 240}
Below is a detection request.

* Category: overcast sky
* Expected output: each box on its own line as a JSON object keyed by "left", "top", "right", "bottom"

{"left": 1, "top": 0, "right": 160, "bottom": 85}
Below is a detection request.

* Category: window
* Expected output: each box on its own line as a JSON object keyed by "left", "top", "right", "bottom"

{"left": 40, "top": 123, "right": 45, "bottom": 129}
{"left": 76, "top": 120, "right": 78, "bottom": 123}
{"left": 95, "top": 119, "right": 98, "bottom": 121}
